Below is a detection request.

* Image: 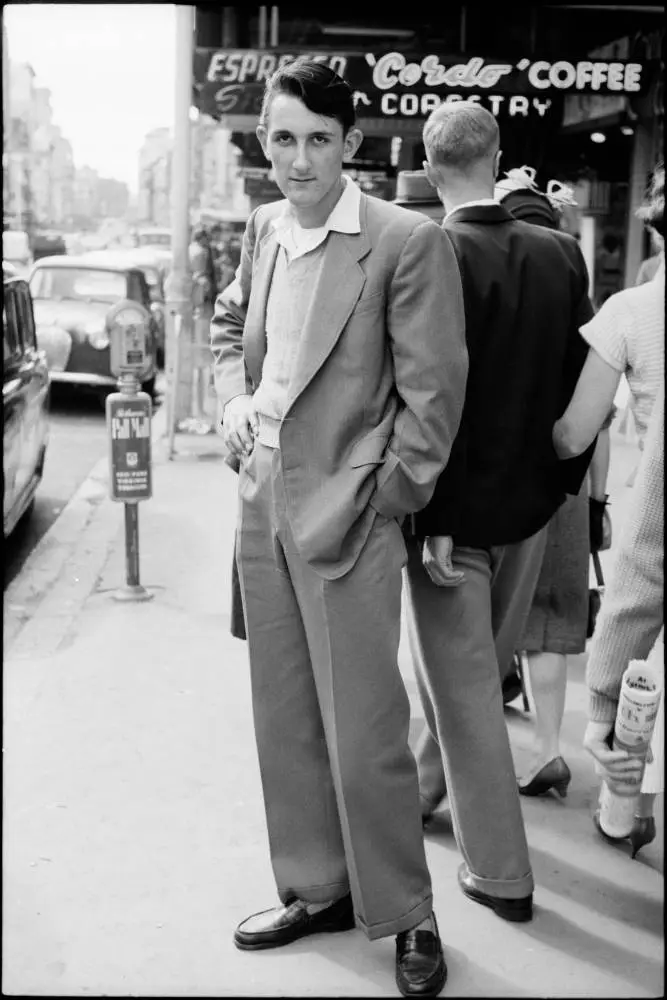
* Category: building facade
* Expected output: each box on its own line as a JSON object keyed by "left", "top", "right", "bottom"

{"left": 137, "top": 127, "right": 173, "bottom": 227}
{"left": 192, "top": 4, "right": 664, "bottom": 305}
{"left": 3, "top": 61, "right": 90, "bottom": 232}
{"left": 137, "top": 118, "right": 249, "bottom": 227}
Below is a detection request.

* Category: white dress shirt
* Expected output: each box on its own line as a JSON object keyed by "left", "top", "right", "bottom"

{"left": 271, "top": 174, "right": 362, "bottom": 260}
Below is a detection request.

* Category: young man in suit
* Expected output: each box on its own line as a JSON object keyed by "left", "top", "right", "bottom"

{"left": 210, "top": 59, "right": 467, "bottom": 997}
{"left": 406, "top": 102, "right": 594, "bottom": 923}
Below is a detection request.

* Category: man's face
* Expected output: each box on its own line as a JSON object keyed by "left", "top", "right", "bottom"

{"left": 257, "top": 94, "right": 362, "bottom": 214}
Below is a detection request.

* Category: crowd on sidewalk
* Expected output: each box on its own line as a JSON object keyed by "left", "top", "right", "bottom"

{"left": 208, "top": 58, "right": 664, "bottom": 998}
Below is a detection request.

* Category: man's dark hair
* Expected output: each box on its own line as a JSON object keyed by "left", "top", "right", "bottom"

{"left": 259, "top": 58, "right": 356, "bottom": 135}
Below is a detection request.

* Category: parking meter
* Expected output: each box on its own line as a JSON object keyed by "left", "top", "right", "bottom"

{"left": 108, "top": 299, "right": 155, "bottom": 382}
{"left": 105, "top": 299, "right": 155, "bottom": 603}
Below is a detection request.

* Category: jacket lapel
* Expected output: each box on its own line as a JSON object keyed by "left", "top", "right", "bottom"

{"left": 285, "top": 218, "right": 372, "bottom": 410}
{"left": 243, "top": 229, "right": 279, "bottom": 388}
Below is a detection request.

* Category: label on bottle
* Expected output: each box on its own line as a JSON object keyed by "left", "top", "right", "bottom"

{"left": 613, "top": 661, "right": 661, "bottom": 752}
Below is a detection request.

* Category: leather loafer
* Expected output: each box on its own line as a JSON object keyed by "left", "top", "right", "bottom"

{"left": 395, "top": 914, "right": 447, "bottom": 997}
{"left": 234, "top": 893, "right": 355, "bottom": 951}
{"left": 457, "top": 864, "right": 532, "bottom": 922}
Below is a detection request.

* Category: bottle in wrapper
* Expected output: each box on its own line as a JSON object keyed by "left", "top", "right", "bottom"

{"left": 598, "top": 659, "right": 662, "bottom": 838}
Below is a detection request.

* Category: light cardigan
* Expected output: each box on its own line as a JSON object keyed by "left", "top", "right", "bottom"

{"left": 586, "top": 385, "right": 664, "bottom": 723}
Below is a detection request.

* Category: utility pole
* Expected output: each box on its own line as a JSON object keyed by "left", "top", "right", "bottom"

{"left": 164, "top": 4, "right": 195, "bottom": 432}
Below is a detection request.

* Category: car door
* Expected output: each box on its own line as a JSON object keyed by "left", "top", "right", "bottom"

{"left": 14, "top": 280, "right": 50, "bottom": 489}
{"left": 3, "top": 285, "right": 27, "bottom": 530}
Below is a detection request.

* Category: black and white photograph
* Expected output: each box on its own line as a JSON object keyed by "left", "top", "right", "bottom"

{"left": 3, "top": 3, "right": 664, "bottom": 996}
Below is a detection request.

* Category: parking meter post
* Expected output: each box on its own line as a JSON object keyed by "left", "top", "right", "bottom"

{"left": 120, "top": 502, "right": 147, "bottom": 593}
{"left": 166, "top": 312, "right": 182, "bottom": 461}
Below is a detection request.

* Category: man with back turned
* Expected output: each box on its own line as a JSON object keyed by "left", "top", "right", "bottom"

{"left": 407, "top": 102, "right": 595, "bottom": 922}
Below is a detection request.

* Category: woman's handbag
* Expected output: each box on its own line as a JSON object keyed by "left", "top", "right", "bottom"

{"left": 587, "top": 550, "right": 605, "bottom": 639}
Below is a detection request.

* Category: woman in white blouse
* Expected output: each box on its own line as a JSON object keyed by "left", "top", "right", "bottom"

{"left": 554, "top": 161, "right": 664, "bottom": 849}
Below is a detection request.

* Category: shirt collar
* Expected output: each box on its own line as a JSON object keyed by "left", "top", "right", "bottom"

{"left": 445, "top": 198, "right": 498, "bottom": 219}
{"left": 272, "top": 174, "right": 361, "bottom": 236}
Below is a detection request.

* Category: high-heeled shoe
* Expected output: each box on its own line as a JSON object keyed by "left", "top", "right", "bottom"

{"left": 518, "top": 756, "right": 571, "bottom": 798}
{"left": 593, "top": 811, "right": 657, "bottom": 859}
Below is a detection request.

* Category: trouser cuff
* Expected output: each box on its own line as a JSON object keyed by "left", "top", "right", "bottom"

{"left": 466, "top": 869, "right": 534, "bottom": 899}
{"left": 355, "top": 893, "right": 434, "bottom": 941}
{"left": 277, "top": 880, "right": 350, "bottom": 905}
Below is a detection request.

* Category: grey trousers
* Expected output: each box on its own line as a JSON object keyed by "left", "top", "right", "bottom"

{"left": 236, "top": 442, "right": 433, "bottom": 941}
{"left": 405, "top": 530, "right": 548, "bottom": 899}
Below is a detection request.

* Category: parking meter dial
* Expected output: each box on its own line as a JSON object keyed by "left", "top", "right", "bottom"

{"left": 108, "top": 299, "right": 155, "bottom": 379}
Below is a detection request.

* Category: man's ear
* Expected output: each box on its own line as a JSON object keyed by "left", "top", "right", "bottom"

{"left": 494, "top": 149, "right": 503, "bottom": 179}
{"left": 344, "top": 127, "right": 364, "bottom": 161}
{"left": 423, "top": 160, "right": 439, "bottom": 191}
{"left": 256, "top": 126, "right": 271, "bottom": 162}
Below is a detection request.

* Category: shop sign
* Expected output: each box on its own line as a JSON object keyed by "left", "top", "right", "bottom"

{"left": 194, "top": 48, "right": 651, "bottom": 124}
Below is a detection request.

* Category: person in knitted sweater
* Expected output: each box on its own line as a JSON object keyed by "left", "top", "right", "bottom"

{"left": 582, "top": 385, "right": 664, "bottom": 856}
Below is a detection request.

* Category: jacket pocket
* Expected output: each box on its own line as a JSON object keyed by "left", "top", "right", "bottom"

{"left": 349, "top": 432, "right": 390, "bottom": 467}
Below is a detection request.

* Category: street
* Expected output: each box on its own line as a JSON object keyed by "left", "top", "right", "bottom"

{"left": 4, "top": 383, "right": 163, "bottom": 589}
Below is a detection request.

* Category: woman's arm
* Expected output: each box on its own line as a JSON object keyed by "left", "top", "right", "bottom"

{"left": 553, "top": 348, "right": 621, "bottom": 458}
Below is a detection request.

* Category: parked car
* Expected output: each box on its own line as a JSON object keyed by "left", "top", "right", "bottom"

{"left": 28, "top": 255, "right": 158, "bottom": 404}
{"left": 3, "top": 270, "right": 50, "bottom": 537}
{"left": 32, "top": 230, "right": 68, "bottom": 262}
{"left": 81, "top": 248, "right": 166, "bottom": 366}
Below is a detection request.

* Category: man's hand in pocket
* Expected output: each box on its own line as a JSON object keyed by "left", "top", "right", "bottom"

{"left": 422, "top": 536, "right": 465, "bottom": 587}
{"left": 223, "top": 394, "right": 259, "bottom": 458}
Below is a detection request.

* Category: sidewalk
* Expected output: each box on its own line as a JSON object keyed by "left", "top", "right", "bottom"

{"left": 3, "top": 405, "right": 663, "bottom": 998}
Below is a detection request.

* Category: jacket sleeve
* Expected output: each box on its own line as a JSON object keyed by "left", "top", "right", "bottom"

{"left": 370, "top": 221, "right": 468, "bottom": 520}
{"left": 209, "top": 208, "right": 259, "bottom": 411}
{"left": 557, "top": 241, "right": 597, "bottom": 493}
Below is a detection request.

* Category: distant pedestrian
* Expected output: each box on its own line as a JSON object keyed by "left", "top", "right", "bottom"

{"left": 189, "top": 225, "right": 216, "bottom": 429}
{"left": 407, "top": 103, "right": 594, "bottom": 925}
{"left": 210, "top": 58, "right": 467, "bottom": 997}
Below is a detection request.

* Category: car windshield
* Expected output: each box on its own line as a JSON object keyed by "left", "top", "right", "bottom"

{"left": 29, "top": 267, "right": 127, "bottom": 303}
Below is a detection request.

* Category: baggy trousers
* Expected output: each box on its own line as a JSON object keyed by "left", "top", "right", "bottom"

{"left": 236, "top": 442, "right": 434, "bottom": 941}
{"left": 405, "top": 530, "right": 548, "bottom": 899}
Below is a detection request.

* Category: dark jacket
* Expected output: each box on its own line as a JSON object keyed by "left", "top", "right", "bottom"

{"left": 415, "top": 203, "right": 595, "bottom": 548}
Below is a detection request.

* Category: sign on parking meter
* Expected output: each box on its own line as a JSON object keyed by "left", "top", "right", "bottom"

{"left": 107, "top": 394, "right": 152, "bottom": 502}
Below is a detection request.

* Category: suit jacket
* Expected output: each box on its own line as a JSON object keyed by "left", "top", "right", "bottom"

{"left": 415, "top": 203, "right": 595, "bottom": 548}
{"left": 210, "top": 192, "right": 468, "bottom": 579}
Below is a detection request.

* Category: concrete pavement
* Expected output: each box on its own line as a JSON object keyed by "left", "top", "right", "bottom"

{"left": 3, "top": 404, "right": 663, "bottom": 997}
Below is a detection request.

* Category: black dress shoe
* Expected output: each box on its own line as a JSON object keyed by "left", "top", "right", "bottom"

{"left": 234, "top": 894, "right": 355, "bottom": 951}
{"left": 457, "top": 864, "right": 532, "bottom": 922}
{"left": 395, "top": 914, "right": 447, "bottom": 997}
